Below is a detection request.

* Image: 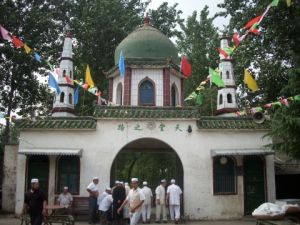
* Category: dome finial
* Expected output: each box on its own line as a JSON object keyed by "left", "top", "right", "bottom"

{"left": 143, "top": 12, "right": 150, "bottom": 26}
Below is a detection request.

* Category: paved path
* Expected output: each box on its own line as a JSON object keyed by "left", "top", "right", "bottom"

{"left": 0, "top": 215, "right": 257, "bottom": 225}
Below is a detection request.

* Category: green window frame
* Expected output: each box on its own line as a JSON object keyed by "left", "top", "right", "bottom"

{"left": 213, "top": 156, "right": 237, "bottom": 195}
{"left": 56, "top": 156, "right": 80, "bottom": 194}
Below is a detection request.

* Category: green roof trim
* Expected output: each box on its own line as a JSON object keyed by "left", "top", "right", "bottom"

{"left": 197, "top": 117, "right": 271, "bottom": 130}
{"left": 94, "top": 106, "right": 202, "bottom": 119}
{"left": 17, "top": 117, "right": 97, "bottom": 130}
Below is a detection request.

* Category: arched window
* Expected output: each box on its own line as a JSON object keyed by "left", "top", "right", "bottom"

{"left": 213, "top": 156, "right": 236, "bottom": 194}
{"left": 227, "top": 93, "right": 232, "bottom": 103}
{"left": 219, "top": 94, "right": 223, "bottom": 105}
{"left": 139, "top": 79, "right": 155, "bottom": 106}
{"left": 69, "top": 93, "right": 72, "bottom": 104}
{"left": 226, "top": 71, "right": 230, "bottom": 79}
{"left": 63, "top": 70, "right": 66, "bottom": 77}
{"left": 70, "top": 71, "right": 72, "bottom": 79}
{"left": 60, "top": 92, "right": 65, "bottom": 103}
{"left": 116, "top": 82, "right": 123, "bottom": 105}
{"left": 56, "top": 156, "right": 80, "bottom": 194}
{"left": 171, "top": 84, "right": 179, "bottom": 107}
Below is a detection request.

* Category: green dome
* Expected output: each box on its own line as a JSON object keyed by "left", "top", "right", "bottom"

{"left": 114, "top": 24, "right": 179, "bottom": 65}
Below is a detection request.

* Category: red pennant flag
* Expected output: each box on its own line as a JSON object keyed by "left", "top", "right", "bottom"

{"left": 232, "top": 33, "right": 241, "bottom": 46}
{"left": 65, "top": 75, "right": 72, "bottom": 84}
{"left": 82, "top": 83, "right": 89, "bottom": 90}
{"left": 180, "top": 56, "right": 192, "bottom": 77}
{"left": 218, "top": 48, "right": 228, "bottom": 58}
{"left": 249, "top": 23, "right": 260, "bottom": 35}
{"left": 11, "top": 35, "right": 24, "bottom": 48}
{"left": 244, "top": 15, "right": 263, "bottom": 30}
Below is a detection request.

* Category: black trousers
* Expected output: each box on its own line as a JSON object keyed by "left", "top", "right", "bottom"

{"left": 30, "top": 213, "right": 43, "bottom": 225}
{"left": 89, "top": 196, "right": 98, "bottom": 223}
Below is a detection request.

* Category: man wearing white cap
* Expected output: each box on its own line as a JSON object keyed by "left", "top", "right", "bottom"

{"left": 166, "top": 179, "right": 182, "bottom": 224}
{"left": 22, "top": 178, "right": 47, "bottom": 225}
{"left": 117, "top": 178, "right": 145, "bottom": 225}
{"left": 141, "top": 181, "right": 153, "bottom": 223}
{"left": 155, "top": 179, "right": 167, "bottom": 223}
{"left": 57, "top": 186, "right": 73, "bottom": 214}
{"left": 87, "top": 177, "right": 99, "bottom": 224}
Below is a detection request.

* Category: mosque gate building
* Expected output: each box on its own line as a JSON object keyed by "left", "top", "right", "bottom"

{"left": 2, "top": 18, "right": 276, "bottom": 220}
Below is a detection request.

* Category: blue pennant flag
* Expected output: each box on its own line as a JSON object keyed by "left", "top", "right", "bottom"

{"left": 34, "top": 52, "right": 42, "bottom": 62}
{"left": 119, "top": 50, "right": 125, "bottom": 77}
{"left": 48, "top": 72, "right": 61, "bottom": 94}
{"left": 74, "top": 86, "right": 79, "bottom": 106}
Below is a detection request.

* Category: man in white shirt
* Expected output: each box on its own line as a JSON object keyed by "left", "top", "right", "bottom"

{"left": 166, "top": 179, "right": 182, "bottom": 224}
{"left": 57, "top": 186, "right": 73, "bottom": 215}
{"left": 141, "top": 181, "right": 153, "bottom": 223}
{"left": 99, "top": 188, "right": 113, "bottom": 224}
{"left": 86, "top": 177, "right": 99, "bottom": 224}
{"left": 155, "top": 179, "right": 167, "bottom": 223}
{"left": 117, "top": 178, "right": 145, "bottom": 225}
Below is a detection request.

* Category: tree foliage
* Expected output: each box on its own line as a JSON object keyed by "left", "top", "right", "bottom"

{"left": 177, "top": 6, "right": 219, "bottom": 115}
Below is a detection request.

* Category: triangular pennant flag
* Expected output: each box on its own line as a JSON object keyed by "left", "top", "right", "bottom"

{"left": 184, "top": 92, "right": 197, "bottom": 101}
{"left": 249, "top": 23, "right": 260, "bottom": 35}
{"left": 119, "top": 50, "right": 125, "bottom": 77}
{"left": 88, "top": 87, "right": 97, "bottom": 95}
{"left": 244, "top": 69, "right": 259, "bottom": 92}
{"left": 293, "top": 95, "right": 300, "bottom": 101}
{"left": 23, "top": 44, "right": 31, "bottom": 54}
{"left": 65, "top": 75, "right": 72, "bottom": 84}
{"left": 85, "top": 64, "right": 95, "bottom": 88}
{"left": 218, "top": 48, "right": 228, "bottom": 58}
{"left": 209, "top": 67, "right": 225, "bottom": 88}
{"left": 74, "top": 86, "right": 79, "bottom": 106}
{"left": 232, "top": 33, "right": 242, "bottom": 46}
{"left": 286, "top": 0, "right": 292, "bottom": 6}
{"left": 244, "top": 15, "right": 263, "bottom": 30}
{"left": 82, "top": 83, "right": 89, "bottom": 90}
{"left": 180, "top": 56, "right": 192, "bottom": 77}
{"left": 48, "top": 72, "right": 61, "bottom": 94}
{"left": 0, "top": 25, "right": 12, "bottom": 41}
{"left": 279, "top": 98, "right": 289, "bottom": 107}
{"left": 271, "top": 0, "right": 280, "bottom": 6}
{"left": 11, "top": 35, "right": 24, "bottom": 48}
{"left": 34, "top": 52, "right": 42, "bottom": 62}
{"left": 196, "top": 93, "right": 204, "bottom": 106}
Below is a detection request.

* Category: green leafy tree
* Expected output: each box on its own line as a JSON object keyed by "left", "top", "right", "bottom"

{"left": 177, "top": 6, "right": 219, "bottom": 115}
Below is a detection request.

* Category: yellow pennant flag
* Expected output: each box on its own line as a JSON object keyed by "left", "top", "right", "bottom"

{"left": 244, "top": 69, "right": 259, "bottom": 92}
{"left": 85, "top": 64, "right": 95, "bottom": 88}
{"left": 286, "top": 0, "right": 292, "bottom": 6}
{"left": 23, "top": 44, "right": 31, "bottom": 54}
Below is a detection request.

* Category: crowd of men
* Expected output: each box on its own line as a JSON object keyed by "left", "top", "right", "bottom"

{"left": 22, "top": 177, "right": 183, "bottom": 225}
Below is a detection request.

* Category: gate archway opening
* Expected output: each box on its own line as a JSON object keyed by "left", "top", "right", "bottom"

{"left": 110, "top": 138, "right": 184, "bottom": 191}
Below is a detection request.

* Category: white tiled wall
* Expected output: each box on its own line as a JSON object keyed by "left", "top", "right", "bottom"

{"left": 113, "top": 75, "right": 124, "bottom": 104}
{"left": 131, "top": 69, "right": 164, "bottom": 106}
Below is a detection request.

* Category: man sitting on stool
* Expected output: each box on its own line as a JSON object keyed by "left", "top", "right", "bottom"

{"left": 57, "top": 186, "right": 73, "bottom": 215}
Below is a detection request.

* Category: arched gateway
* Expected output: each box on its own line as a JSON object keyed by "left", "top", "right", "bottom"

{"left": 110, "top": 137, "right": 184, "bottom": 189}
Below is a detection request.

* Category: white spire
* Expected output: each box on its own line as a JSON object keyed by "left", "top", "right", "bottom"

{"left": 52, "top": 32, "right": 75, "bottom": 117}
{"left": 216, "top": 33, "right": 238, "bottom": 116}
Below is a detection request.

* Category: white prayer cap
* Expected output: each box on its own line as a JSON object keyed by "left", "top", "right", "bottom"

{"left": 106, "top": 187, "right": 112, "bottom": 191}
{"left": 125, "top": 182, "right": 129, "bottom": 186}
{"left": 161, "top": 179, "right": 166, "bottom": 183}
{"left": 131, "top": 178, "right": 138, "bottom": 182}
{"left": 31, "top": 178, "right": 39, "bottom": 183}
{"left": 143, "top": 181, "right": 148, "bottom": 186}
{"left": 64, "top": 186, "right": 68, "bottom": 189}
{"left": 115, "top": 180, "right": 120, "bottom": 184}
{"left": 93, "top": 177, "right": 99, "bottom": 180}
{"left": 171, "top": 179, "right": 176, "bottom": 184}
{"left": 120, "top": 181, "right": 124, "bottom": 185}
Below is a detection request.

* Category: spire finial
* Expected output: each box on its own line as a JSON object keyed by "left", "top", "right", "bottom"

{"left": 144, "top": 12, "right": 150, "bottom": 26}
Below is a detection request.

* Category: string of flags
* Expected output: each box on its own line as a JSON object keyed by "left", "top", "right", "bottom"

{"left": 0, "top": 25, "right": 45, "bottom": 66}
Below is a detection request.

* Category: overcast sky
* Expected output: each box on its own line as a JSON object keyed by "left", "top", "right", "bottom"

{"left": 148, "top": 0, "right": 230, "bottom": 29}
